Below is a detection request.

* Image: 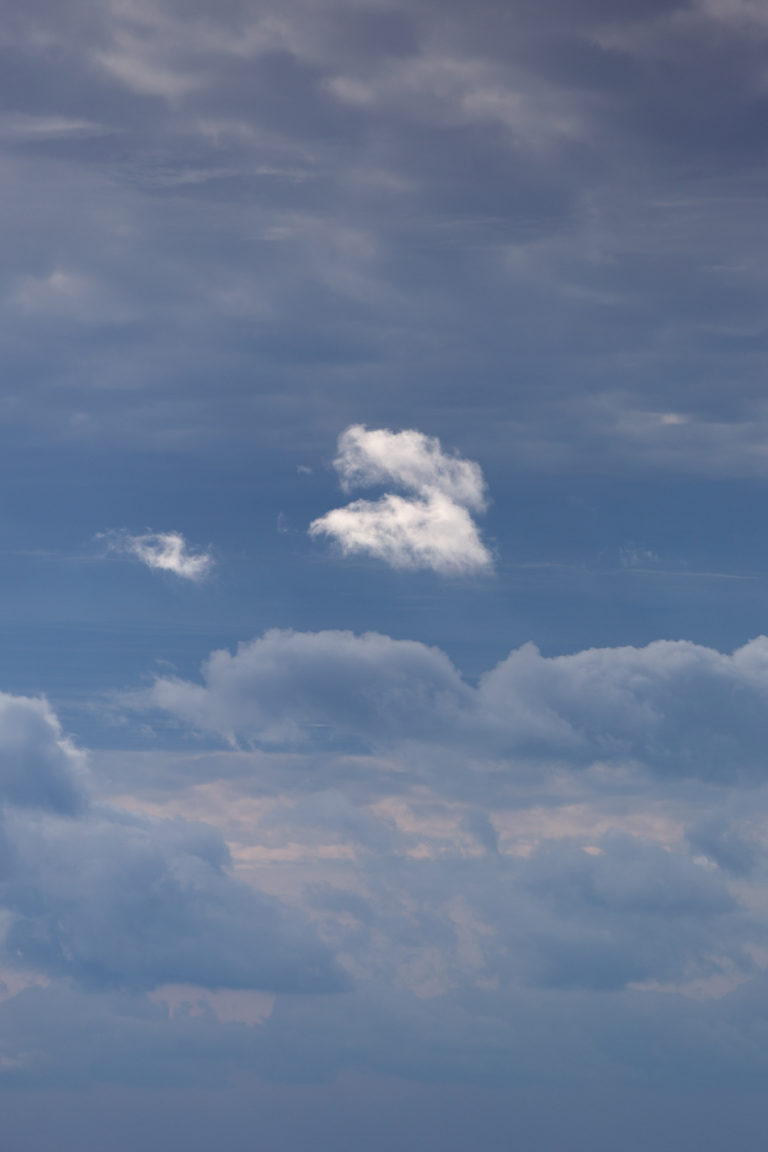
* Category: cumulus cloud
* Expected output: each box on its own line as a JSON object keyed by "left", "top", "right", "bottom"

{"left": 332, "top": 425, "right": 487, "bottom": 511}
{"left": 132, "top": 625, "right": 768, "bottom": 1015}
{"left": 477, "top": 635, "right": 768, "bottom": 780}
{"left": 0, "top": 693, "right": 86, "bottom": 816}
{"left": 0, "top": 691, "right": 340, "bottom": 995}
{"left": 102, "top": 530, "right": 214, "bottom": 582}
{"left": 147, "top": 628, "right": 768, "bottom": 784}
{"left": 150, "top": 628, "right": 469, "bottom": 748}
{"left": 4, "top": 635, "right": 768, "bottom": 1097}
{"left": 310, "top": 425, "right": 492, "bottom": 574}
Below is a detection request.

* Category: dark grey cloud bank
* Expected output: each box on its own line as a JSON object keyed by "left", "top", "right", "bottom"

{"left": 2, "top": 0, "right": 768, "bottom": 472}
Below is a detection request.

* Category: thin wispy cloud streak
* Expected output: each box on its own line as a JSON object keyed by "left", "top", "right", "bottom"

{"left": 100, "top": 530, "right": 215, "bottom": 582}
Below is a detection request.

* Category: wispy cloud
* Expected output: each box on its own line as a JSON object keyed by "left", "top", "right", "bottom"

{"left": 310, "top": 425, "right": 492, "bottom": 575}
{"left": 101, "top": 530, "right": 214, "bottom": 582}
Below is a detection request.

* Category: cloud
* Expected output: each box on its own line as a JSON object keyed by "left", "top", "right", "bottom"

{"left": 310, "top": 491, "right": 491, "bottom": 576}
{"left": 3, "top": 635, "right": 768, "bottom": 1101}
{"left": 521, "top": 834, "right": 742, "bottom": 990}
{"left": 0, "top": 691, "right": 340, "bottom": 995}
{"left": 1, "top": 806, "right": 341, "bottom": 994}
{"left": 149, "top": 627, "right": 469, "bottom": 748}
{"left": 476, "top": 636, "right": 768, "bottom": 780}
{"left": 103, "top": 530, "right": 215, "bottom": 582}
{"left": 149, "top": 628, "right": 768, "bottom": 784}
{"left": 331, "top": 424, "right": 487, "bottom": 510}
{"left": 0, "top": 692, "right": 86, "bottom": 816}
{"left": 310, "top": 425, "right": 492, "bottom": 574}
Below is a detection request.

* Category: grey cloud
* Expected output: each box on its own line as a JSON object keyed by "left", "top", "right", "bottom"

{"left": 1, "top": 805, "right": 340, "bottom": 993}
{"left": 4, "top": 0, "right": 768, "bottom": 476}
{"left": 0, "top": 829, "right": 759, "bottom": 1090}
{"left": 0, "top": 692, "right": 86, "bottom": 815}
{"left": 150, "top": 628, "right": 471, "bottom": 748}
{"left": 4, "top": 0, "right": 768, "bottom": 474}
{"left": 0, "top": 676, "right": 766, "bottom": 1096}
{"left": 522, "top": 834, "right": 743, "bottom": 990}
{"left": 476, "top": 636, "right": 768, "bottom": 778}
{"left": 687, "top": 815, "right": 760, "bottom": 877}
{"left": 0, "top": 691, "right": 340, "bottom": 994}
{"left": 149, "top": 628, "right": 768, "bottom": 783}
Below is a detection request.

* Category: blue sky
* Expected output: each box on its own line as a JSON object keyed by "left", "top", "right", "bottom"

{"left": 4, "top": 0, "right": 768, "bottom": 1147}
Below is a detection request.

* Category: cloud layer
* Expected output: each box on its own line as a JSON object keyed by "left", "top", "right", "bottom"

{"left": 5, "top": 625, "right": 768, "bottom": 1141}
{"left": 310, "top": 425, "right": 492, "bottom": 574}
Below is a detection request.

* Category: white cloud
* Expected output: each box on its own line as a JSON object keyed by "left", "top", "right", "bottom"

{"left": 310, "top": 425, "right": 492, "bottom": 574}
{"left": 311, "top": 491, "right": 490, "bottom": 575}
{"left": 332, "top": 424, "right": 487, "bottom": 510}
{"left": 103, "top": 530, "right": 214, "bottom": 582}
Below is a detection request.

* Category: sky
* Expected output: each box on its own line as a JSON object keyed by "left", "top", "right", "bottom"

{"left": 4, "top": 0, "right": 768, "bottom": 1147}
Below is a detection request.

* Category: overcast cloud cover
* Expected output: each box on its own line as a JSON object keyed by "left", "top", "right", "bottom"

{"left": 5, "top": 0, "right": 768, "bottom": 1148}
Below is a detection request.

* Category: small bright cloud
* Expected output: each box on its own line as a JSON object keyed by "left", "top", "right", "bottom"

{"left": 102, "top": 530, "right": 214, "bottom": 582}
{"left": 333, "top": 424, "right": 487, "bottom": 511}
{"left": 310, "top": 424, "right": 492, "bottom": 574}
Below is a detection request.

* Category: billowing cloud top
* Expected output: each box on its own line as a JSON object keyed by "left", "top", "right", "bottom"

{"left": 103, "top": 530, "right": 214, "bottom": 582}
{"left": 310, "top": 425, "right": 492, "bottom": 574}
{"left": 148, "top": 628, "right": 768, "bottom": 782}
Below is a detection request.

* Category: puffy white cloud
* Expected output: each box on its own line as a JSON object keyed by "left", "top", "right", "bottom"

{"left": 310, "top": 425, "right": 492, "bottom": 574}
{"left": 332, "top": 425, "right": 488, "bottom": 511}
{"left": 103, "top": 530, "right": 214, "bottom": 582}
{"left": 310, "top": 491, "right": 491, "bottom": 576}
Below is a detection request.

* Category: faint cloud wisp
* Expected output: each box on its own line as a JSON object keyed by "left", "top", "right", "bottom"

{"left": 100, "top": 529, "right": 215, "bottom": 582}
